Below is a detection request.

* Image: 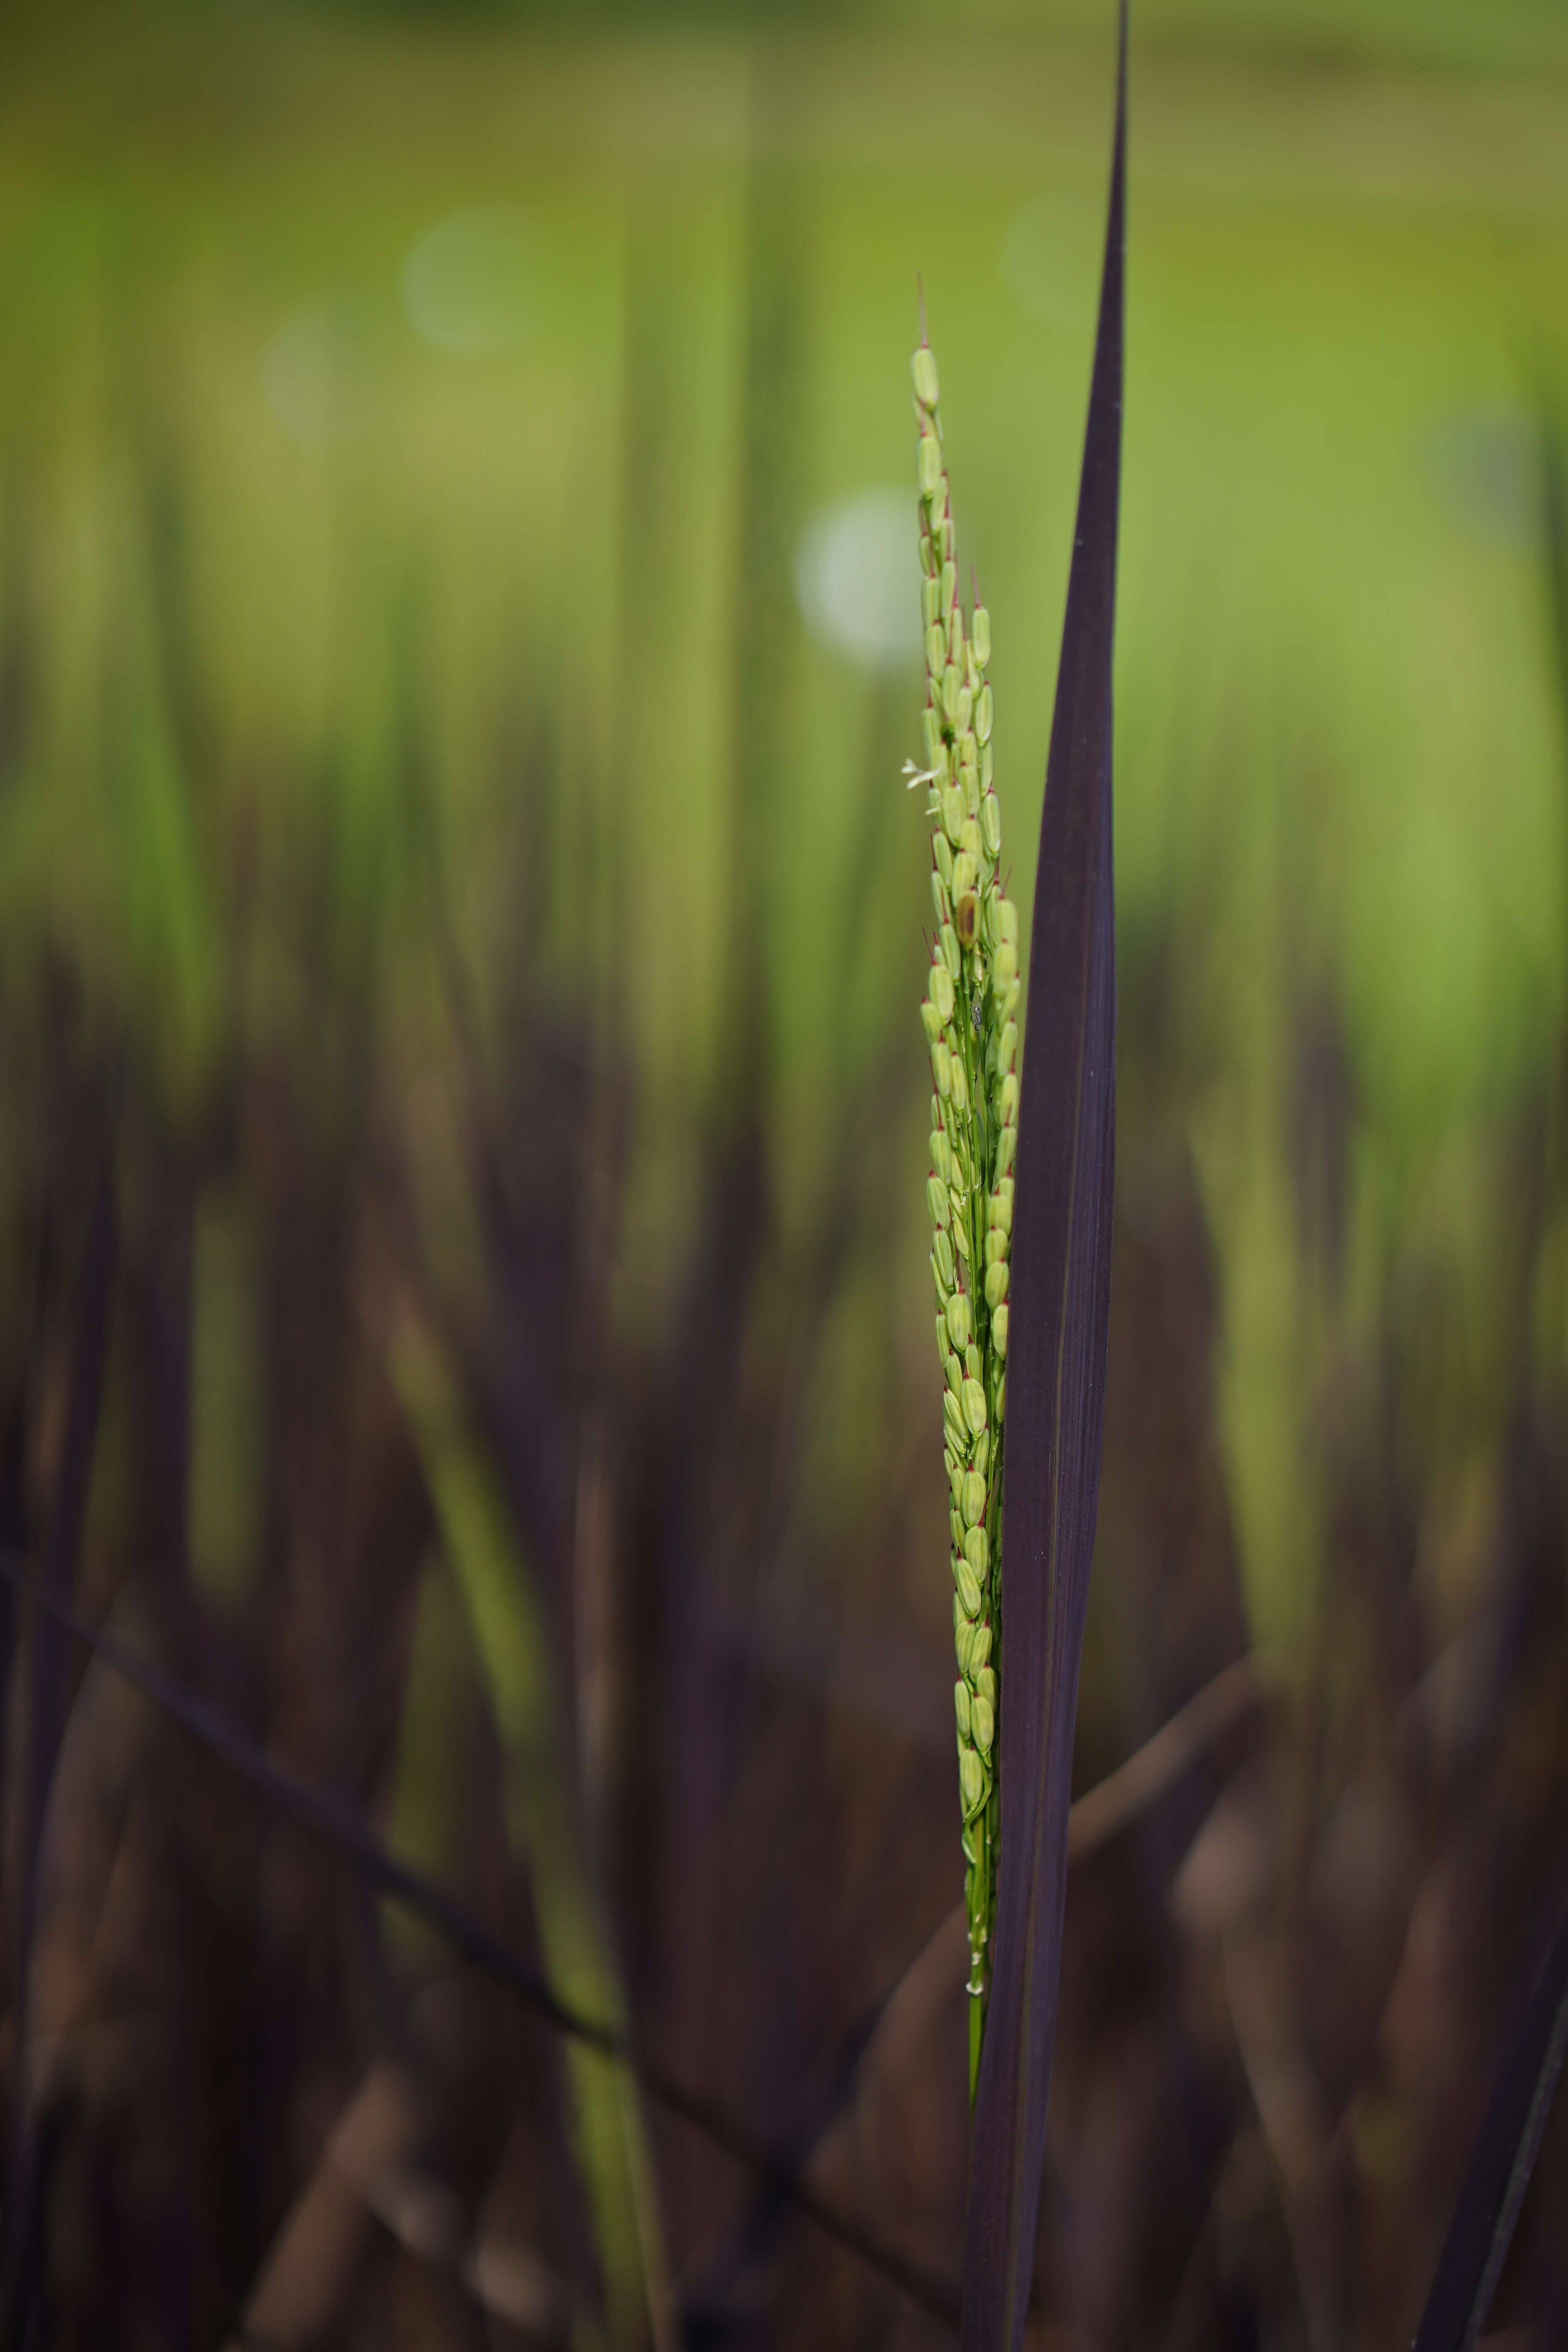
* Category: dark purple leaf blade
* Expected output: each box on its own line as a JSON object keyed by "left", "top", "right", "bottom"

{"left": 961, "top": 11, "right": 1126, "bottom": 2346}
{"left": 1413, "top": 1896, "right": 1568, "bottom": 2352}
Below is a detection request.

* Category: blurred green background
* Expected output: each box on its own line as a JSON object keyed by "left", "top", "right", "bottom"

{"left": 7, "top": 0, "right": 1568, "bottom": 1654}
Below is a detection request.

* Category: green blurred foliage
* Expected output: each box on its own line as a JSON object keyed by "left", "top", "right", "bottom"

{"left": 2, "top": 0, "right": 1567, "bottom": 1655}
{"left": 30, "top": 0, "right": 1568, "bottom": 78}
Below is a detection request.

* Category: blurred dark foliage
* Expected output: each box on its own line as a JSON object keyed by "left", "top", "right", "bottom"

{"left": 1, "top": 628, "right": 1566, "bottom": 2352}
{"left": 9, "top": 762, "right": 1568, "bottom": 2342}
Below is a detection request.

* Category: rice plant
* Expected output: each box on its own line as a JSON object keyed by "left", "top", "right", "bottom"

{"left": 910, "top": 323, "right": 1020, "bottom": 2096}
{"left": 928, "top": 15, "right": 1123, "bottom": 2332}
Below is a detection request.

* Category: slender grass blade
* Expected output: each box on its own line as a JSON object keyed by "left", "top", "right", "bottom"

{"left": 1413, "top": 1898, "right": 1568, "bottom": 2352}
{"left": 960, "top": 11, "right": 1126, "bottom": 2344}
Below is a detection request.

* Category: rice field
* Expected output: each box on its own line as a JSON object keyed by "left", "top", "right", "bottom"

{"left": 3, "top": 6, "right": 1568, "bottom": 2341}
